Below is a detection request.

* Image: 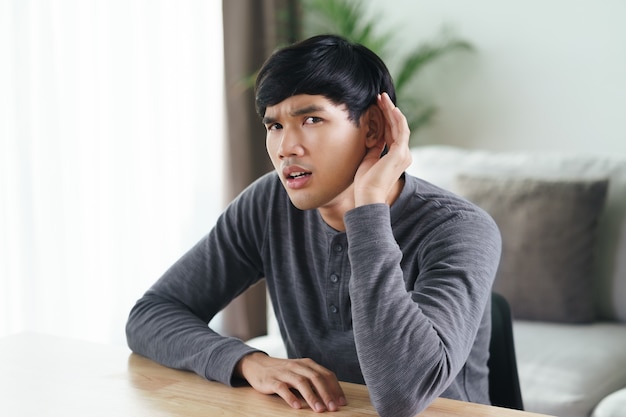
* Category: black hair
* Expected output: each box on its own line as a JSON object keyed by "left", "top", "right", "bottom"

{"left": 254, "top": 34, "right": 395, "bottom": 126}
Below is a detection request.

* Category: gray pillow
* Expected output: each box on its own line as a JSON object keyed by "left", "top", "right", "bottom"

{"left": 455, "top": 175, "right": 609, "bottom": 323}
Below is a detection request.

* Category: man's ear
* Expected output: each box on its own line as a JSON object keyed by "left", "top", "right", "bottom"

{"left": 363, "top": 104, "right": 384, "bottom": 148}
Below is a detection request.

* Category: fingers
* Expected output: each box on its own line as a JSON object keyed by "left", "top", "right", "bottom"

{"left": 377, "top": 92, "right": 410, "bottom": 150}
{"left": 277, "top": 359, "right": 345, "bottom": 412}
{"left": 295, "top": 358, "right": 346, "bottom": 412}
{"left": 371, "top": 92, "right": 412, "bottom": 176}
{"left": 353, "top": 92, "right": 412, "bottom": 206}
{"left": 272, "top": 380, "right": 305, "bottom": 410}
{"left": 238, "top": 354, "right": 346, "bottom": 412}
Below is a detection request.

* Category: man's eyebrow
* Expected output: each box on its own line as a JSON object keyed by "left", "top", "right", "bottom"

{"left": 290, "top": 104, "right": 325, "bottom": 117}
{"left": 262, "top": 116, "right": 276, "bottom": 125}
{"left": 262, "top": 104, "right": 326, "bottom": 125}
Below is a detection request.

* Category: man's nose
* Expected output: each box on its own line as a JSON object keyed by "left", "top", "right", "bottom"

{"left": 278, "top": 129, "right": 304, "bottom": 158}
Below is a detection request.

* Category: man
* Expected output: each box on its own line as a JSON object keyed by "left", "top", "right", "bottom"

{"left": 126, "top": 34, "right": 501, "bottom": 417}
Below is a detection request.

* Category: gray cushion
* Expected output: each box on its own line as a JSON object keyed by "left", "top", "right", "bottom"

{"left": 409, "top": 145, "right": 626, "bottom": 322}
{"left": 456, "top": 175, "right": 608, "bottom": 323}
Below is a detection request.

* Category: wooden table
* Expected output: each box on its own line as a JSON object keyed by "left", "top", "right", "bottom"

{"left": 0, "top": 333, "right": 551, "bottom": 416}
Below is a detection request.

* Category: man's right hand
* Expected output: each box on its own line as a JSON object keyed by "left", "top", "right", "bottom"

{"left": 235, "top": 352, "right": 347, "bottom": 412}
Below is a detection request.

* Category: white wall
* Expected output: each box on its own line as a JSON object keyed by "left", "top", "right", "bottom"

{"left": 364, "top": 0, "right": 626, "bottom": 154}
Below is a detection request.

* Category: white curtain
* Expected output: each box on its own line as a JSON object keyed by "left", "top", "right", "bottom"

{"left": 0, "top": 0, "right": 225, "bottom": 346}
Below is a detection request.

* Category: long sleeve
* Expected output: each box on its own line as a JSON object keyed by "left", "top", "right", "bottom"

{"left": 125, "top": 176, "right": 273, "bottom": 385}
{"left": 125, "top": 238, "right": 260, "bottom": 385}
{"left": 345, "top": 201, "right": 501, "bottom": 417}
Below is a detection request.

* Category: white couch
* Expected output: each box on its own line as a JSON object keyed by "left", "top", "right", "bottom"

{"left": 408, "top": 146, "right": 626, "bottom": 417}
{"left": 249, "top": 145, "right": 626, "bottom": 417}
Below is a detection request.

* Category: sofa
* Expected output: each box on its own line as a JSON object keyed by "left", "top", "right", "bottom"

{"left": 248, "top": 145, "right": 626, "bottom": 417}
{"left": 408, "top": 145, "right": 626, "bottom": 417}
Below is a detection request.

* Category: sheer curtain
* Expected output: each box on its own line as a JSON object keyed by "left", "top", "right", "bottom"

{"left": 220, "top": 0, "right": 300, "bottom": 341}
{"left": 0, "top": 0, "right": 224, "bottom": 346}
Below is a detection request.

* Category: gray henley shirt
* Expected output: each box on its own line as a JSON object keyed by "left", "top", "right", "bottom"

{"left": 126, "top": 172, "right": 501, "bottom": 417}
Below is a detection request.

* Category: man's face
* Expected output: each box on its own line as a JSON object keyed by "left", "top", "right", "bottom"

{"left": 263, "top": 94, "right": 368, "bottom": 211}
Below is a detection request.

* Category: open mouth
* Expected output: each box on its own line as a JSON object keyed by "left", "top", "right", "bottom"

{"left": 288, "top": 171, "right": 311, "bottom": 179}
{"left": 284, "top": 168, "right": 312, "bottom": 189}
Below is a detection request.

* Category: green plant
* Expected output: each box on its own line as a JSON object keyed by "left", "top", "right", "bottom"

{"left": 301, "top": 0, "right": 473, "bottom": 146}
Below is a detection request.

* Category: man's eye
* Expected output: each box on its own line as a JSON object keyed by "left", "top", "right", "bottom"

{"left": 304, "top": 116, "right": 322, "bottom": 124}
{"left": 267, "top": 123, "right": 282, "bottom": 131}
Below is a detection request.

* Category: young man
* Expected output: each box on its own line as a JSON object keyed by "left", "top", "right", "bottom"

{"left": 126, "top": 35, "right": 501, "bottom": 417}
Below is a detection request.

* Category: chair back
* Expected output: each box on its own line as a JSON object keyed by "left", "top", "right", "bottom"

{"left": 488, "top": 292, "right": 524, "bottom": 410}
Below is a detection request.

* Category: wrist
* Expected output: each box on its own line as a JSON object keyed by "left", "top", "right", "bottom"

{"left": 354, "top": 186, "right": 387, "bottom": 207}
{"left": 235, "top": 351, "right": 267, "bottom": 379}
{"left": 356, "top": 176, "right": 405, "bottom": 208}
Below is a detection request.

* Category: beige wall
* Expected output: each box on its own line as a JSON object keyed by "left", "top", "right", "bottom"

{"left": 363, "top": 0, "right": 626, "bottom": 154}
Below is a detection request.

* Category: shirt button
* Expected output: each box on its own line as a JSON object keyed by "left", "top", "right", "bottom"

{"left": 330, "top": 274, "right": 339, "bottom": 283}
{"left": 333, "top": 244, "right": 343, "bottom": 252}
{"left": 329, "top": 304, "right": 338, "bottom": 314}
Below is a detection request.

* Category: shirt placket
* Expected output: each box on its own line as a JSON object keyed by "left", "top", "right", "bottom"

{"left": 327, "top": 233, "right": 350, "bottom": 330}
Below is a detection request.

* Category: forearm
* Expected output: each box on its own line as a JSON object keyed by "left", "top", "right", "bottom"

{"left": 126, "top": 291, "right": 259, "bottom": 385}
{"left": 125, "top": 175, "right": 276, "bottom": 386}
{"left": 345, "top": 204, "right": 498, "bottom": 417}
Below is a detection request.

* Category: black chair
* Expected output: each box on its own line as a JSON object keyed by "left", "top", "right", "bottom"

{"left": 488, "top": 292, "right": 524, "bottom": 410}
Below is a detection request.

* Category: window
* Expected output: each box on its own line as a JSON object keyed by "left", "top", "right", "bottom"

{"left": 0, "top": 0, "right": 224, "bottom": 345}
